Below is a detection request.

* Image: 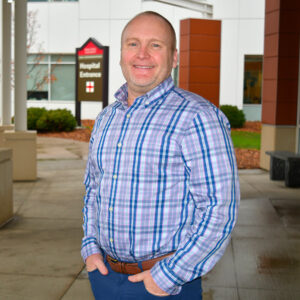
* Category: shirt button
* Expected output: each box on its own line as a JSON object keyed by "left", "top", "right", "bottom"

{"left": 109, "top": 207, "right": 113, "bottom": 212}
{"left": 113, "top": 174, "right": 117, "bottom": 180}
{"left": 126, "top": 114, "right": 131, "bottom": 118}
{"left": 110, "top": 238, "right": 113, "bottom": 243}
{"left": 117, "top": 142, "right": 122, "bottom": 148}
{"left": 145, "top": 101, "right": 149, "bottom": 105}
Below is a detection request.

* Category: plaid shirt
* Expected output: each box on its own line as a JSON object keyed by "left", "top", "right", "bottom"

{"left": 81, "top": 77, "right": 240, "bottom": 295}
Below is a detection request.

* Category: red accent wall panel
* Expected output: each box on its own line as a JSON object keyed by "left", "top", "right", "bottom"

{"left": 262, "top": 0, "right": 300, "bottom": 125}
{"left": 179, "top": 19, "right": 221, "bottom": 107}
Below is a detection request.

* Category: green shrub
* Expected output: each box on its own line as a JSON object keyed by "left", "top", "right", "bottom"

{"left": 27, "top": 107, "right": 47, "bottom": 130}
{"left": 220, "top": 105, "right": 246, "bottom": 128}
{"left": 36, "top": 109, "right": 77, "bottom": 132}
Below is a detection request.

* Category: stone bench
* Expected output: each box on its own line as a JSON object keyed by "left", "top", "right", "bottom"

{"left": 266, "top": 151, "right": 300, "bottom": 187}
{"left": 0, "top": 148, "right": 13, "bottom": 227}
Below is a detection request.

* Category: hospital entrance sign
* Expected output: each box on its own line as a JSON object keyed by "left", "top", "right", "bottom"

{"left": 75, "top": 38, "right": 109, "bottom": 124}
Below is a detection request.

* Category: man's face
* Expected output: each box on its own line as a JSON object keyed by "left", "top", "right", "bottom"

{"left": 120, "top": 15, "right": 178, "bottom": 100}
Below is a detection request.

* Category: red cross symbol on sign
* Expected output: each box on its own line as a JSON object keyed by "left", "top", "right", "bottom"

{"left": 86, "top": 81, "right": 94, "bottom": 93}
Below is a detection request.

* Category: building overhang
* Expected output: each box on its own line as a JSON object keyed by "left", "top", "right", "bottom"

{"left": 143, "top": 0, "right": 213, "bottom": 16}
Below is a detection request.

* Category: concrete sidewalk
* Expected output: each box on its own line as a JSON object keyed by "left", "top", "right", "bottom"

{"left": 0, "top": 137, "right": 299, "bottom": 300}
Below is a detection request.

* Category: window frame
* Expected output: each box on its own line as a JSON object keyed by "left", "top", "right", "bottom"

{"left": 243, "top": 54, "right": 263, "bottom": 105}
{"left": 27, "top": 53, "right": 75, "bottom": 102}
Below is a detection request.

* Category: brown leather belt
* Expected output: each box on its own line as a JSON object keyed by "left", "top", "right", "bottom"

{"left": 106, "top": 252, "right": 173, "bottom": 275}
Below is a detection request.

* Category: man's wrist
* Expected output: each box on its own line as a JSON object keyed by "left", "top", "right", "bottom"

{"left": 151, "top": 260, "right": 182, "bottom": 295}
{"left": 81, "top": 240, "right": 102, "bottom": 262}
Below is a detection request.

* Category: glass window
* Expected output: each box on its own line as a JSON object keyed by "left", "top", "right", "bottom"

{"left": 27, "top": 54, "right": 48, "bottom": 63}
{"left": 51, "top": 64, "right": 75, "bottom": 100}
{"left": 27, "top": 54, "right": 75, "bottom": 101}
{"left": 51, "top": 54, "right": 75, "bottom": 63}
{"left": 27, "top": 64, "right": 48, "bottom": 100}
{"left": 243, "top": 55, "right": 263, "bottom": 104}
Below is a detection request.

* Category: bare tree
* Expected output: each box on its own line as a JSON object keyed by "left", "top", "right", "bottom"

{"left": 11, "top": 9, "right": 59, "bottom": 97}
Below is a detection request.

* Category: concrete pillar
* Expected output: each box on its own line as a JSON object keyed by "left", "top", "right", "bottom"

{"left": 0, "top": 127, "right": 4, "bottom": 147}
{"left": 2, "top": 0, "right": 11, "bottom": 126}
{"left": 1, "top": 0, "right": 37, "bottom": 181}
{"left": 3, "top": 130, "right": 36, "bottom": 181}
{"left": 0, "top": 1, "right": 14, "bottom": 148}
{"left": 0, "top": 124, "right": 14, "bottom": 148}
{"left": 179, "top": 18, "right": 221, "bottom": 107}
{"left": 260, "top": 0, "right": 300, "bottom": 169}
{"left": 0, "top": 148, "right": 13, "bottom": 227}
{"left": 14, "top": 0, "right": 27, "bottom": 131}
{"left": 0, "top": 0, "right": 2, "bottom": 122}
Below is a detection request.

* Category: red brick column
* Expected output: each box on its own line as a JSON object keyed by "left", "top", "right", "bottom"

{"left": 260, "top": 0, "right": 300, "bottom": 169}
{"left": 262, "top": 0, "right": 300, "bottom": 125}
{"left": 179, "top": 19, "right": 221, "bottom": 107}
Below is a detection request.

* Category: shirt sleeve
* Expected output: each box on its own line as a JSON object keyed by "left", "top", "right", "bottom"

{"left": 151, "top": 107, "right": 240, "bottom": 295}
{"left": 81, "top": 124, "right": 102, "bottom": 262}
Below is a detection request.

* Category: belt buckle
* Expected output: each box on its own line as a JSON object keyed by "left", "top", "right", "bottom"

{"left": 109, "top": 256, "right": 118, "bottom": 264}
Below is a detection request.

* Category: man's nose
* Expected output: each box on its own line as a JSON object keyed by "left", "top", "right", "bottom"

{"left": 137, "top": 45, "right": 150, "bottom": 58}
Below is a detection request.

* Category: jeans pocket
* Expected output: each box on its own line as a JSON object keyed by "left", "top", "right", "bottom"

{"left": 141, "top": 282, "right": 171, "bottom": 299}
{"left": 87, "top": 268, "right": 99, "bottom": 274}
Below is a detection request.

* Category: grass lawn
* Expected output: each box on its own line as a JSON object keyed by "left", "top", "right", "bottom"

{"left": 231, "top": 131, "right": 261, "bottom": 149}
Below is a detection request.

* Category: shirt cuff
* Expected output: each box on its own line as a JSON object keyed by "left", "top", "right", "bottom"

{"left": 151, "top": 259, "right": 183, "bottom": 295}
{"left": 81, "top": 237, "right": 102, "bottom": 262}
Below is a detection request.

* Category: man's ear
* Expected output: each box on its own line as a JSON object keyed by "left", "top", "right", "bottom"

{"left": 172, "top": 49, "right": 178, "bottom": 68}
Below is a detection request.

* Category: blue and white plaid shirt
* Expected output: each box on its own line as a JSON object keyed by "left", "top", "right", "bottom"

{"left": 81, "top": 76, "right": 240, "bottom": 295}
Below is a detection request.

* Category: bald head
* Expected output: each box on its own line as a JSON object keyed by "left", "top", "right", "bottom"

{"left": 119, "top": 10, "right": 178, "bottom": 104}
{"left": 121, "top": 11, "right": 177, "bottom": 53}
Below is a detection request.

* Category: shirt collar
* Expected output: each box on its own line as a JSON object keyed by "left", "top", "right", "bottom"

{"left": 114, "top": 76, "right": 175, "bottom": 108}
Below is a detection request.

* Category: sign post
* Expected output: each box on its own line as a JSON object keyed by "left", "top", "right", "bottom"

{"left": 75, "top": 38, "right": 109, "bottom": 126}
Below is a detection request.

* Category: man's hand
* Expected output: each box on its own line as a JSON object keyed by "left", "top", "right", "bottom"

{"left": 128, "top": 270, "right": 169, "bottom": 296}
{"left": 85, "top": 253, "right": 108, "bottom": 275}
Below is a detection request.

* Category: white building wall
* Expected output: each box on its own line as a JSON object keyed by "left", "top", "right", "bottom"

{"left": 210, "top": 0, "right": 265, "bottom": 109}
{"left": 29, "top": 2, "right": 80, "bottom": 53}
{"left": 26, "top": 0, "right": 265, "bottom": 119}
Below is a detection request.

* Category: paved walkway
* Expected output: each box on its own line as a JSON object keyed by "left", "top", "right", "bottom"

{"left": 0, "top": 137, "right": 299, "bottom": 299}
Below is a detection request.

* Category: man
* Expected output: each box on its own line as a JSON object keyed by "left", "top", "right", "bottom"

{"left": 81, "top": 11, "right": 239, "bottom": 299}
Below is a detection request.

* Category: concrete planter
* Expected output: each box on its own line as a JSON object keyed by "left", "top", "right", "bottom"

{"left": 0, "top": 148, "right": 13, "bottom": 227}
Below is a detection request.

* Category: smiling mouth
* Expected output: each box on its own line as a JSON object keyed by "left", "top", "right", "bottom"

{"left": 134, "top": 65, "right": 154, "bottom": 69}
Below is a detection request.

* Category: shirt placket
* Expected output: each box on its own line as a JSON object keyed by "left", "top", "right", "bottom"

{"left": 107, "top": 102, "right": 140, "bottom": 259}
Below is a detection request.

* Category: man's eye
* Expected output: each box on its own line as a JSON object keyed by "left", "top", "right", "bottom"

{"left": 152, "top": 43, "right": 161, "bottom": 48}
{"left": 128, "top": 42, "right": 137, "bottom": 47}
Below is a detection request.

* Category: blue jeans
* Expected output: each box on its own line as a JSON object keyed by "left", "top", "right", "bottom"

{"left": 88, "top": 260, "right": 202, "bottom": 300}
